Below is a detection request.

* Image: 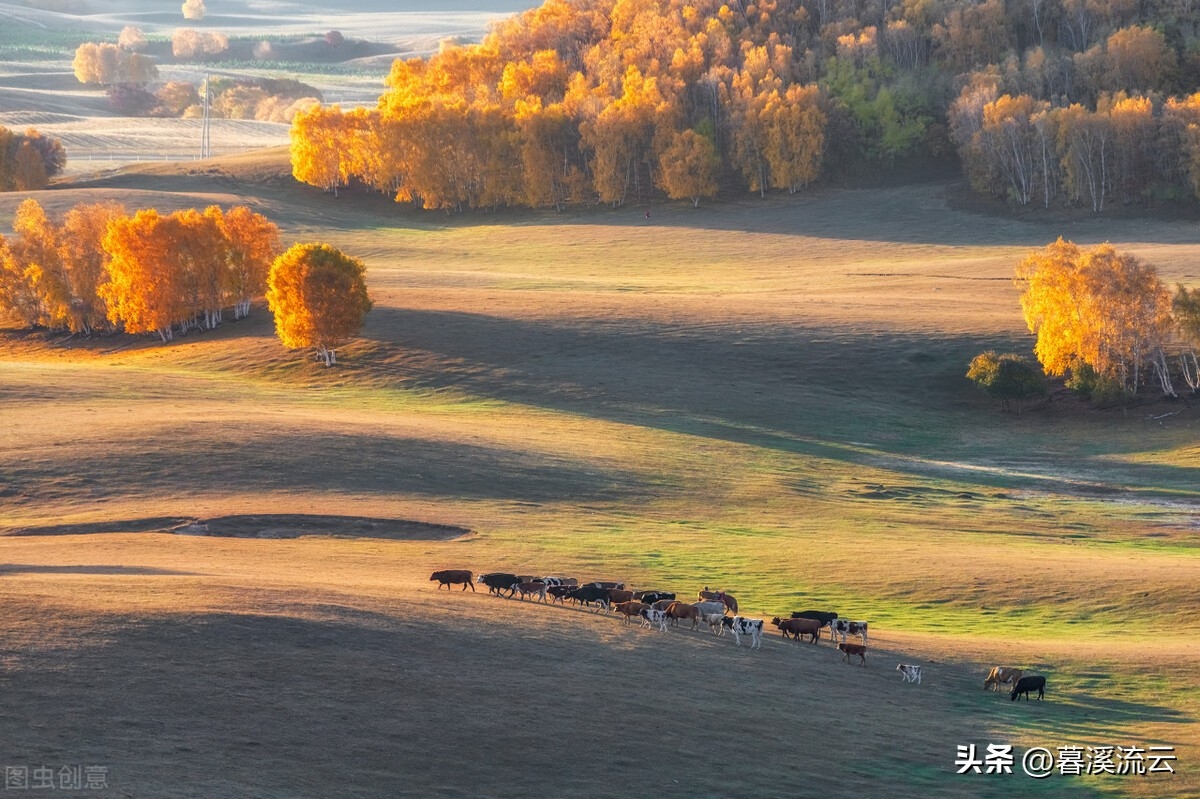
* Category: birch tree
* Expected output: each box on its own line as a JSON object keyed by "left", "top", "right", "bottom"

{"left": 266, "top": 243, "right": 373, "bottom": 366}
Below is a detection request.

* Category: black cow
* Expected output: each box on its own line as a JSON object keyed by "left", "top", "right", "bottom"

{"left": 566, "top": 584, "right": 610, "bottom": 608}
{"left": 478, "top": 572, "right": 519, "bottom": 597}
{"left": 634, "top": 590, "right": 675, "bottom": 604}
{"left": 791, "top": 610, "right": 838, "bottom": 624}
{"left": 1010, "top": 675, "right": 1046, "bottom": 701}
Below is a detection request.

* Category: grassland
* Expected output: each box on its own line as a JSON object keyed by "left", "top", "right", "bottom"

{"left": 0, "top": 148, "right": 1197, "bottom": 797}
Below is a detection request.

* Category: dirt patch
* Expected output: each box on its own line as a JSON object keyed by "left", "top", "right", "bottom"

{"left": 0, "top": 514, "right": 471, "bottom": 540}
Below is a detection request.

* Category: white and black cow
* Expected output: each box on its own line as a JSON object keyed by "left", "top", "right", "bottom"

{"left": 640, "top": 607, "right": 668, "bottom": 632}
{"left": 633, "top": 590, "right": 675, "bottom": 605}
{"left": 829, "top": 619, "right": 868, "bottom": 645}
{"left": 896, "top": 664, "right": 922, "bottom": 684}
{"left": 721, "top": 616, "right": 764, "bottom": 649}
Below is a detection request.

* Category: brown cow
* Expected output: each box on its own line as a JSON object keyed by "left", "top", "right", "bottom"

{"left": 771, "top": 616, "right": 820, "bottom": 643}
{"left": 603, "top": 588, "right": 635, "bottom": 613}
{"left": 698, "top": 587, "right": 739, "bottom": 614}
{"left": 983, "top": 667, "right": 1023, "bottom": 692}
{"left": 651, "top": 599, "right": 676, "bottom": 613}
{"left": 664, "top": 601, "right": 702, "bottom": 630}
{"left": 513, "top": 581, "right": 548, "bottom": 603}
{"left": 612, "top": 600, "right": 651, "bottom": 624}
{"left": 838, "top": 642, "right": 867, "bottom": 666}
{"left": 431, "top": 570, "right": 475, "bottom": 591}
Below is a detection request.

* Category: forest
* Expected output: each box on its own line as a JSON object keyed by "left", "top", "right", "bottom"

{"left": 288, "top": 0, "right": 1200, "bottom": 211}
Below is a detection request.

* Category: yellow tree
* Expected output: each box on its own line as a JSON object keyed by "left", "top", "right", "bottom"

{"left": 762, "top": 83, "right": 826, "bottom": 194}
{"left": 578, "top": 66, "right": 667, "bottom": 206}
{"left": 101, "top": 209, "right": 187, "bottom": 342}
{"left": 1016, "top": 238, "right": 1175, "bottom": 397}
{"left": 0, "top": 233, "right": 41, "bottom": 327}
{"left": 170, "top": 208, "right": 226, "bottom": 331}
{"left": 59, "top": 201, "right": 126, "bottom": 334}
{"left": 655, "top": 128, "right": 719, "bottom": 206}
{"left": 266, "top": 243, "right": 373, "bottom": 366}
{"left": 291, "top": 104, "right": 349, "bottom": 195}
{"left": 208, "top": 205, "right": 281, "bottom": 319}
{"left": 11, "top": 199, "right": 67, "bottom": 329}
{"left": 1106, "top": 94, "right": 1154, "bottom": 204}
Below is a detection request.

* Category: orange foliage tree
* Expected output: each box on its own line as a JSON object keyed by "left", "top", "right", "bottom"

{"left": 290, "top": 104, "right": 350, "bottom": 196}
{"left": 1016, "top": 238, "right": 1176, "bottom": 397}
{"left": 60, "top": 201, "right": 127, "bottom": 334}
{"left": 208, "top": 206, "right": 282, "bottom": 319}
{"left": 0, "top": 201, "right": 281, "bottom": 339}
{"left": 266, "top": 244, "right": 372, "bottom": 366}
{"left": 102, "top": 209, "right": 189, "bottom": 341}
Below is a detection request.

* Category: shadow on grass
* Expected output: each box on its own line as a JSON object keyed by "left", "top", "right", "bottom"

{"left": 0, "top": 516, "right": 194, "bottom": 537}
{"left": 4, "top": 431, "right": 658, "bottom": 508}
{"left": 0, "top": 564, "right": 198, "bottom": 576}
{"left": 358, "top": 306, "right": 1200, "bottom": 498}
{"left": 1, "top": 514, "right": 472, "bottom": 541}
{"left": 0, "top": 600, "right": 1111, "bottom": 799}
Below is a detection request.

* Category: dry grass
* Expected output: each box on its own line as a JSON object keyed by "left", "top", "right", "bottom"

{"left": 0, "top": 95, "right": 1199, "bottom": 799}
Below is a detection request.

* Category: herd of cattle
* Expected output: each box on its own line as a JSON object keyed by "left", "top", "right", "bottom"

{"left": 430, "top": 569, "right": 1048, "bottom": 701}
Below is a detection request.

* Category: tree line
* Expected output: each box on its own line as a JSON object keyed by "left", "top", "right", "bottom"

{"left": 288, "top": 0, "right": 1200, "bottom": 211}
{"left": 0, "top": 200, "right": 281, "bottom": 340}
{"left": 971, "top": 239, "right": 1200, "bottom": 407}
{"left": 0, "top": 201, "right": 372, "bottom": 366}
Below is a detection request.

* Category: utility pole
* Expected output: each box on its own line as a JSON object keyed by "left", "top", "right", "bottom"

{"left": 200, "top": 72, "right": 211, "bottom": 158}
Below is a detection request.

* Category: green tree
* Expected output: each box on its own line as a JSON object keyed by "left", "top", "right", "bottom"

{"left": 966, "top": 351, "right": 1048, "bottom": 413}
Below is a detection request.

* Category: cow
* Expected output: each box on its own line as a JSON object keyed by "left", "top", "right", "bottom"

{"left": 513, "top": 581, "right": 548, "bottom": 603}
{"left": 722, "top": 616, "right": 764, "bottom": 649}
{"left": 651, "top": 599, "right": 676, "bottom": 612}
{"left": 612, "top": 600, "right": 651, "bottom": 624}
{"left": 829, "top": 619, "right": 868, "bottom": 645}
{"left": 565, "top": 584, "right": 610, "bottom": 610}
{"left": 477, "top": 572, "right": 518, "bottom": 597}
{"left": 791, "top": 610, "right": 838, "bottom": 625}
{"left": 588, "top": 581, "right": 626, "bottom": 590}
{"left": 664, "top": 601, "right": 702, "bottom": 630}
{"left": 540, "top": 576, "right": 578, "bottom": 587}
{"left": 790, "top": 610, "right": 838, "bottom": 639}
{"left": 983, "top": 667, "right": 1024, "bottom": 692}
{"left": 1010, "top": 675, "right": 1046, "bottom": 701}
{"left": 604, "top": 588, "right": 635, "bottom": 611}
{"left": 694, "top": 600, "right": 729, "bottom": 635}
{"left": 897, "top": 664, "right": 922, "bottom": 684}
{"left": 430, "top": 570, "right": 475, "bottom": 591}
{"left": 546, "top": 585, "right": 574, "bottom": 604}
{"left": 640, "top": 607, "right": 668, "bottom": 632}
{"left": 838, "top": 642, "right": 867, "bottom": 666}
{"left": 771, "top": 617, "right": 820, "bottom": 643}
{"left": 698, "top": 587, "right": 739, "bottom": 614}
{"left": 633, "top": 590, "right": 675, "bottom": 605}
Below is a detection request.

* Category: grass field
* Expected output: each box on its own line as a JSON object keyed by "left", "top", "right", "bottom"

{"left": 0, "top": 149, "right": 1198, "bottom": 797}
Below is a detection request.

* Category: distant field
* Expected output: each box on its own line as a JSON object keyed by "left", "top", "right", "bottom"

{"left": 0, "top": 0, "right": 539, "bottom": 176}
{"left": 0, "top": 146, "right": 1197, "bottom": 797}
